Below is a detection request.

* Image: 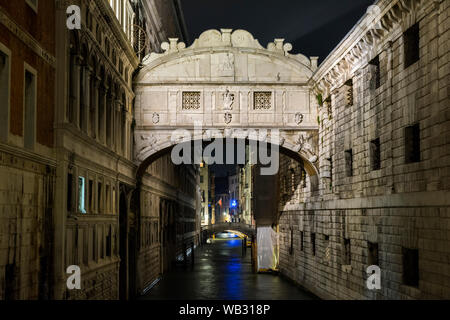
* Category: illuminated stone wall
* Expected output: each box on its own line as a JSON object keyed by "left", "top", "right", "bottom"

{"left": 278, "top": 0, "right": 450, "bottom": 299}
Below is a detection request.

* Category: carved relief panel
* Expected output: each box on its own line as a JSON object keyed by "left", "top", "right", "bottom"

{"left": 211, "top": 52, "right": 235, "bottom": 78}
{"left": 215, "top": 89, "right": 240, "bottom": 111}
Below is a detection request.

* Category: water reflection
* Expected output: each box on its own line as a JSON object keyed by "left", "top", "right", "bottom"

{"left": 215, "top": 232, "right": 239, "bottom": 239}
{"left": 141, "top": 237, "right": 317, "bottom": 300}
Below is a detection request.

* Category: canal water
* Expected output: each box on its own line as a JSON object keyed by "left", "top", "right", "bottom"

{"left": 141, "top": 236, "right": 317, "bottom": 300}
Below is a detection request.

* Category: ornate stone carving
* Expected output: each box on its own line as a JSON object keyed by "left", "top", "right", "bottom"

{"left": 224, "top": 112, "right": 232, "bottom": 124}
{"left": 152, "top": 112, "right": 160, "bottom": 124}
{"left": 267, "top": 38, "right": 292, "bottom": 56}
{"left": 223, "top": 89, "right": 235, "bottom": 110}
{"left": 293, "top": 132, "right": 315, "bottom": 155}
{"left": 136, "top": 133, "right": 158, "bottom": 155}
{"left": 142, "top": 29, "right": 315, "bottom": 67}
{"left": 161, "top": 38, "right": 186, "bottom": 53}
{"left": 295, "top": 113, "right": 304, "bottom": 125}
{"left": 230, "top": 29, "right": 263, "bottom": 48}
{"left": 219, "top": 53, "right": 234, "bottom": 72}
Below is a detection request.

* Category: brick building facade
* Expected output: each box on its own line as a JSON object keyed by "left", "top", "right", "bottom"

{"left": 0, "top": 0, "right": 56, "bottom": 300}
{"left": 1, "top": 0, "right": 198, "bottom": 300}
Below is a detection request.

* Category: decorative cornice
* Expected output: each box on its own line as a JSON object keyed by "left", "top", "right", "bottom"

{"left": 0, "top": 7, "right": 56, "bottom": 68}
{"left": 311, "top": 0, "right": 429, "bottom": 97}
{"left": 94, "top": 0, "right": 139, "bottom": 69}
{"left": 0, "top": 142, "right": 57, "bottom": 168}
{"left": 141, "top": 28, "right": 317, "bottom": 72}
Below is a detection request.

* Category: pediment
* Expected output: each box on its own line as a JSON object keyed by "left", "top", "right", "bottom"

{"left": 136, "top": 29, "right": 317, "bottom": 84}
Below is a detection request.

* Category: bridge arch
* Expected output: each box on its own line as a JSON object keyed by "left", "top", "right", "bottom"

{"left": 133, "top": 28, "right": 321, "bottom": 189}
{"left": 201, "top": 222, "right": 256, "bottom": 238}
{"left": 135, "top": 137, "right": 319, "bottom": 191}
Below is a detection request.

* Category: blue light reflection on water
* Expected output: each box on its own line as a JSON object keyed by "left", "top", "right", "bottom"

{"left": 225, "top": 239, "right": 241, "bottom": 247}
{"left": 216, "top": 232, "right": 238, "bottom": 239}
{"left": 223, "top": 239, "right": 244, "bottom": 299}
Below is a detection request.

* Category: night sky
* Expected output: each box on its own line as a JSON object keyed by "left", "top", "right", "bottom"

{"left": 180, "top": 0, "right": 375, "bottom": 63}
{"left": 180, "top": 0, "right": 375, "bottom": 178}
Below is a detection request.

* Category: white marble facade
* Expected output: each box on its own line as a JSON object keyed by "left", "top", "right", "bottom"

{"left": 134, "top": 29, "right": 320, "bottom": 177}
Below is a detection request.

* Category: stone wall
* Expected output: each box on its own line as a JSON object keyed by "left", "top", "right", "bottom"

{"left": 0, "top": 0, "right": 56, "bottom": 300}
{"left": 0, "top": 149, "right": 55, "bottom": 300}
{"left": 66, "top": 262, "right": 119, "bottom": 300}
{"left": 136, "top": 154, "right": 200, "bottom": 296}
{"left": 50, "top": 0, "right": 197, "bottom": 300}
{"left": 278, "top": 0, "right": 450, "bottom": 299}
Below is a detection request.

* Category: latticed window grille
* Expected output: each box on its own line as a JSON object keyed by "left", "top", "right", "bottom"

{"left": 182, "top": 92, "right": 201, "bottom": 110}
{"left": 253, "top": 92, "right": 272, "bottom": 110}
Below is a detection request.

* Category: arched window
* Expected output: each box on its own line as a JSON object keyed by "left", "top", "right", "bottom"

{"left": 79, "top": 60, "right": 85, "bottom": 130}
{"left": 68, "top": 33, "right": 79, "bottom": 124}
{"left": 121, "top": 93, "right": 126, "bottom": 155}
{"left": 105, "top": 81, "right": 112, "bottom": 146}
{"left": 79, "top": 45, "right": 88, "bottom": 132}
{"left": 89, "top": 58, "right": 96, "bottom": 138}
{"left": 98, "top": 67, "right": 105, "bottom": 142}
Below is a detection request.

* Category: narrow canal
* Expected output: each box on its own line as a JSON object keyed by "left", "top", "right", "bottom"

{"left": 141, "top": 234, "right": 317, "bottom": 300}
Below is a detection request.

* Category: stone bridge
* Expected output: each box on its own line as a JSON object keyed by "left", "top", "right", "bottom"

{"left": 133, "top": 29, "right": 321, "bottom": 188}
{"left": 201, "top": 222, "right": 256, "bottom": 238}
